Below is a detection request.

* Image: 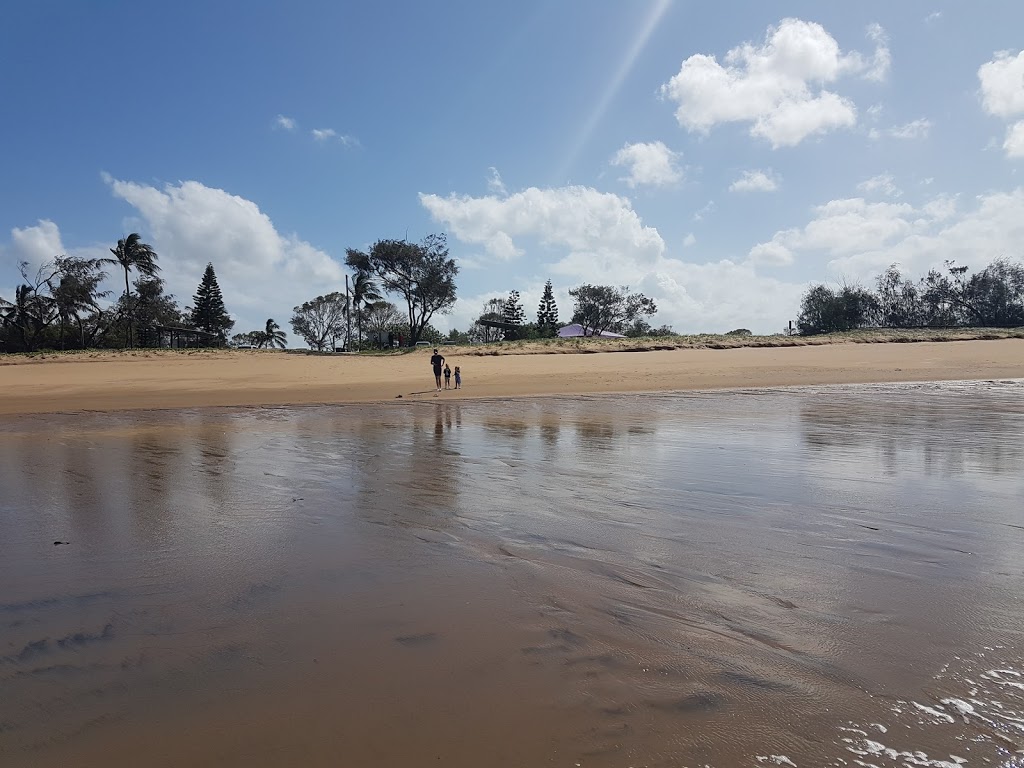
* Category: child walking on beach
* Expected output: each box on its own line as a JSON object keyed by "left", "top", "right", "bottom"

{"left": 454, "top": 366, "right": 462, "bottom": 389}
{"left": 443, "top": 363, "right": 452, "bottom": 390}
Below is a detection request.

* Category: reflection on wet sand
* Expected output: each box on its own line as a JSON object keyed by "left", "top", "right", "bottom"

{"left": 1, "top": 382, "right": 1022, "bottom": 767}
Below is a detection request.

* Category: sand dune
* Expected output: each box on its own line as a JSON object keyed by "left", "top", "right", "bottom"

{"left": 1, "top": 338, "right": 1022, "bottom": 415}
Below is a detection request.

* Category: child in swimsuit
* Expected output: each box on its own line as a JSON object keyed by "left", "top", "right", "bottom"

{"left": 443, "top": 363, "right": 452, "bottom": 389}
{"left": 454, "top": 366, "right": 461, "bottom": 389}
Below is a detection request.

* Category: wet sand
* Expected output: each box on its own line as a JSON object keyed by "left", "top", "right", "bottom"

{"left": 1, "top": 382, "right": 1022, "bottom": 766}
{"left": 1, "top": 339, "right": 1023, "bottom": 415}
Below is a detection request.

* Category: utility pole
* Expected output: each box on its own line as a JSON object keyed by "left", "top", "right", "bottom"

{"left": 345, "top": 274, "right": 351, "bottom": 351}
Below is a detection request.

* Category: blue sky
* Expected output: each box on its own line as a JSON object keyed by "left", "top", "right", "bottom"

{"left": 3, "top": 0, "right": 1024, "bottom": 337}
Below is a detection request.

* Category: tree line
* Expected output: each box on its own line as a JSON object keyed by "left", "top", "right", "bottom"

{"left": 442, "top": 281, "right": 667, "bottom": 344}
{"left": 284, "top": 233, "right": 459, "bottom": 351}
{"left": 797, "top": 259, "right": 1024, "bottom": 335}
{"left": 5, "top": 227, "right": 673, "bottom": 354}
{"left": 0, "top": 234, "right": 237, "bottom": 352}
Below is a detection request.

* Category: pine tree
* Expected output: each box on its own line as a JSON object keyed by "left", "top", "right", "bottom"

{"left": 189, "top": 263, "right": 234, "bottom": 344}
{"left": 502, "top": 290, "right": 525, "bottom": 326}
{"left": 537, "top": 280, "right": 559, "bottom": 335}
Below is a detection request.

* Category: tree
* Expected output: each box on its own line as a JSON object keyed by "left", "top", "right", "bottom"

{"left": 875, "top": 265, "right": 924, "bottom": 328}
{"left": 345, "top": 233, "right": 458, "bottom": 344}
{"left": 921, "top": 259, "right": 1024, "bottom": 328}
{"left": 1, "top": 283, "right": 55, "bottom": 352}
{"left": 568, "top": 284, "right": 657, "bottom": 336}
{"left": 290, "top": 292, "right": 349, "bottom": 351}
{"left": 108, "top": 233, "right": 159, "bottom": 348}
{"left": 362, "top": 300, "right": 404, "bottom": 346}
{"left": 0, "top": 261, "right": 59, "bottom": 352}
{"left": 502, "top": 289, "right": 525, "bottom": 339}
{"left": 263, "top": 318, "right": 287, "bottom": 349}
{"left": 447, "top": 327, "right": 471, "bottom": 344}
{"left": 188, "top": 263, "right": 234, "bottom": 344}
{"left": 49, "top": 256, "right": 111, "bottom": 349}
{"left": 536, "top": 280, "right": 559, "bottom": 336}
{"left": 797, "top": 284, "right": 878, "bottom": 335}
{"left": 350, "top": 270, "right": 382, "bottom": 349}
{"left": 471, "top": 297, "right": 506, "bottom": 343}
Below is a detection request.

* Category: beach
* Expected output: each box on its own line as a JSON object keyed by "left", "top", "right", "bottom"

{"left": 2, "top": 383, "right": 1022, "bottom": 767}
{"left": 1, "top": 338, "right": 1022, "bottom": 415}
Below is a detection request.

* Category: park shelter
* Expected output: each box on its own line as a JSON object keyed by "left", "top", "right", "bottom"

{"left": 556, "top": 323, "right": 626, "bottom": 338}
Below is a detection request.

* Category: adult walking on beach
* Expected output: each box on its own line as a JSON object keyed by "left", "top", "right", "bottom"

{"left": 430, "top": 348, "right": 445, "bottom": 391}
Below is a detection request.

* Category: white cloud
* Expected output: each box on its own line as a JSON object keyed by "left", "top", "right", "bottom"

{"left": 610, "top": 141, "right": 683, "bottom": 188}
{"left": 311, "top": 128, "right": 359, "bottom": 147}
{"left": 729, "top": 169, "right": 780, "bottom": 193}
{"left": 4, "top": 220, "right": 65, "bottom": 273}
{"left": 274, "top": 114, "right": 297, "bottom": 131}
{"left": 683, "top": 233, "right": 696, "bottom": 247}
{"left": 747, "top": 241, "right": 794, "bottom": 267}
{"left": 753, "top": 190, "right": 1024, "bottom": 281}
{"left": 1006, "top": 121, "right": 1024, "bottom": 158}
{"left": 887, "top": 118, "right": 931, "bottom": 140}
{"left": 487, "top": 167, "right": 507, "bottom": 196}
{"left": 103, "top": 176, "right": 346, "bottom": 337}
{"left": 979, "top": 50, "right": 1024, "bottom": 118}
{"left": 862, "top": 23, "right": 891, "bottom": 83}
{"left": 693, "top": 200, "right": 716, "bottom": 221}
{"left": 421, "top": 183, "right": 806, "bottom": 333}
{"left": 925, "top": 11, "right": 942, "bottom": 24}
{"left": 857, "top": 173, "right": 902, "bottom": 197}
{"left": 979, "top": 50, "right": 1024, "bottom": 158}
{"left": 660, "top": 19, "right": 885, "bottom": 147}
{"left": 420, "top": 185, "right": 665, "bottom": 266}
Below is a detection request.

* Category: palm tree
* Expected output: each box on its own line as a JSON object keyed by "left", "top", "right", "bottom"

{"left": 49, "top": 257, "right": 110, "bottom": 349}
{"left": 351, "top": 270, "right": 382, "bottom": 349}
{"left": 0, "top": 284, "right": 55, "bottom": 352}
{"left": 263, "top": 318, "right": 287, "bottom": 349}
{"left": 108, "top": 233, "right": 159, "bottom": 348}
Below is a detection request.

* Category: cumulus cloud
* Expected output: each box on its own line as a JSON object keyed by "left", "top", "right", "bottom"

{"left": 420, "top": 183, "right": 806, "bottom": 333}
{"left": 729, "top": 169, "right": 780, "bottom": 193}
{"left": 274, "top": 114, "right": 297, "bottom": 131}
{"left": 610, "top": 141, "right": 683, "bottom": 188}
{"left": 103, "top": 176, "right": 346, "bottom": 336}
{"left": 979, "top": 51, "right": 1024, "bottom": 117}
{"left": 660, "top": 19, "right": 886, "bottom": 147}
{"left": 751, "top": 190, "right": 1024, "bottom": 280}
{"left": 1006, "top": 121, "right": 1024, "bottom": 158}
{"left": 683, "top": 233, "right": 696, "bottom": 247}
{"left": 857, "top": 173, "right": 902, "bottom": 197}
{"left": 420, "top": 185, "right": 665, "bottom": 266}
{"left": 979, "top": 50, "right": 1024, "bottom": 158}
{"left": 4, "top": 220, "right": 65, "bottom": 273}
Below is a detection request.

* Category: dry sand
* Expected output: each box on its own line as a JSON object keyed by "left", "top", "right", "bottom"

{"left": 2, "top": 338, "right": 1022, "bottom": 416}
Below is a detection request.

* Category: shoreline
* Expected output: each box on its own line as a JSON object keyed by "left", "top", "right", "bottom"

{"left": 1, "top": 338, "right": 1022, "bottom": 417}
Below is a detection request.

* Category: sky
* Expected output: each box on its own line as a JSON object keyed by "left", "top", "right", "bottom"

{"left": 2, "top": 0, "right": 1024, "bottom": 339}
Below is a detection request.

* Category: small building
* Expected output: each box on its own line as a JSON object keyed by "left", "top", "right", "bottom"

{"left": 557, "top": 323, "right": 626, "bottom": 339}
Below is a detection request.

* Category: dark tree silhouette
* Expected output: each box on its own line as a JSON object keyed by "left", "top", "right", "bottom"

{"left": 188, "top": 263, "right": 234, "bottom": 343}
{"left": 536, "top": 279, "right": 559, "bottom": 336}
{"left": 290, "top": 292, "right": 349, "bottom": 351}
{"left": 346, "top": 233, "right": 458, "bottom": 344}
{"left": 351, "top": 270, "right": 382, "bottom": 349}
{"left": 108, "top": 233, "right": 159, "bottom": 348}
{"left": 263, "top": 318, "right": 287, "bottom": 349}
{"left": 569, "top": 284, "right": 657, "bottom": 336}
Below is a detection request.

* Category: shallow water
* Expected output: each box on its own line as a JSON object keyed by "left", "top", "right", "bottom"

{"left": 1, "top": 381, "right": 1023, "bottom": 767}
